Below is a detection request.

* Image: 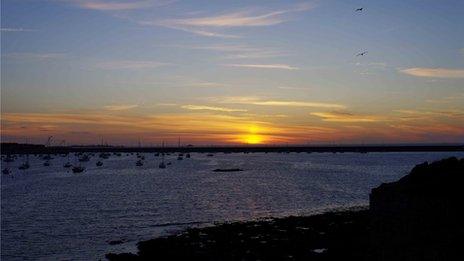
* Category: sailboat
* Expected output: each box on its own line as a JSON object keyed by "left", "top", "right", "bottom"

{"left": 79, "top": 154, "right": 90, "bottom": 162}
{"left": 3, "top": 155, "right": 15, "bottom": 163}
{"left": 63, "top": 153, "right": 72, "bottom": 168}
{"left": 2, "top": 167, "right": 11, "bottom": 175}
{"left": 72, "top": 165, "right": 85, "bottom": 173}
{"left": 159, "top": 141, "right": 166, "bottom": 169}
{"left": 72, "top": 154, "right": 85, "bottom": 173}
{"left": 18, "top": 154, "right": 30, "bottom": 170}
{"left": 159, "top": 160, "right": 166, "bottom": 169}
{"left": 2, "top": 159, "right": 11, "bottom": 174}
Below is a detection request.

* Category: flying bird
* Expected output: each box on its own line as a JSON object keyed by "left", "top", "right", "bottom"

{"left": 356, "top": 51, "right": 368, "bottom": 57}
{"left": 356, "top": 8, "right": 363, "bottom": 12}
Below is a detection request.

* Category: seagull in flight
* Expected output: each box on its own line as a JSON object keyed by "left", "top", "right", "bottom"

{"left": 356, "top": 51, "right": 368, "bottom": 57}
{"left": 355, "top": 7, "right": 363, "bottom": 12}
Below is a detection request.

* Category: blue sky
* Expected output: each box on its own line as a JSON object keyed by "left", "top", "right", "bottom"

{"left": 1, "top": 0, "right": 464, "bottom": 145}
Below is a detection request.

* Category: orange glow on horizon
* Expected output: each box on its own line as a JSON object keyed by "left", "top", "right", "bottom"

{"left": 242, "top": 134, "right": 264, "bottom": 144}
{"left": 1, "top": 110, "right": 464, "bottom": 145}
{"left": 235, "top": 125, "right": 267, "bottom": 144}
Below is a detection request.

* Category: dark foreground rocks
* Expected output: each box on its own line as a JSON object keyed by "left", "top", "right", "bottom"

{"left": 107, "top": 209, "right": 370, "bottom": 261}
{"left": 369, "top": 157, "right": 464, "bottom": 260}
{"left": 213, "top": 168, "right": 244, "bottom": 172}
{"left": 107, "top": 157, "right": 463, "bottom": 261}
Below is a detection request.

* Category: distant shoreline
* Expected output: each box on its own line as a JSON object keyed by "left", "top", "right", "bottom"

{"left": 2, "top": 143, "right": 463, "bottom": 155}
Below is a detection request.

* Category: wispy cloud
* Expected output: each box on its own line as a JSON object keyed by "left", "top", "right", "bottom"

{"left": 183, "top": 81, "right": 228, "bottom": 88}
{"left": 400, "top": 67, "right": 464, "bottom": 78}
{"left": 310, "top": 111, "right": 384, "bottom": 122}
{"left": 252, "top": 101, "right": 344, "bottom": 109}
{"left": 159, "top": 3, "right": 311, "bottom": 28}
{"left": 142, "top": 2, "right": 312, "bottom": 37}
{"left": 72, "top": 0, "right": 171, "bottom": 11}
{"left": 224, "top": 63, "right": 299, "bottom": 70}
{"left": 426, "top": 93, "right": 464, "bottom": 104}
{"left": 214, "top": 96, "right": 345, "bottom": 109}
{"left": 1, "top": 27, "right": 35, "bottom": 32}
{"left": 139, "top": 21, "right": 240, "bottom": 38}
{"left": 104, "top": 104, "right": 138, "bottom": 111}
{"left": 175, "top": 44, "right": 287, "bottom": 59}
{"left": 96, "top": 60, "right": 170, "bottom": 70}
{"left": 156, "top": 103, "right": 178, "bottom": 106}
{"left": 277, "top": 86, "right": 310, "bottom": 90}
{"left": 181, "top": 105, "right": 247, "bottom": 112}
{"left": 189, "top": 44, "right": 258, "bottom": 52}
{"left": 394, "top": 109, "right": 464, "bottom": 120}
{"left": 3, "top": 52, "right": 66, "bottom": 61}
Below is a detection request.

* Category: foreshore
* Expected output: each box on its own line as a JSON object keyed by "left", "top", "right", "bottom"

{"left": 107, "top": 207, "right": 371, "bottom": 261}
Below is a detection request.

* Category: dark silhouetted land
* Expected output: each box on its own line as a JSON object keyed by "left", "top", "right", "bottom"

{"left": 1, "top": 142, "right": 463, "bottom": 155}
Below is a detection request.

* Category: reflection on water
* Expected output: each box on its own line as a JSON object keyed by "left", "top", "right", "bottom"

{"left": 2, "top": 151, "right": 463, "bottom": 260}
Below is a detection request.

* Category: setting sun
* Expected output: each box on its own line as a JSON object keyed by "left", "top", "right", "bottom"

{"left": 243, "top": 134, "right": 264, "bottom": 144}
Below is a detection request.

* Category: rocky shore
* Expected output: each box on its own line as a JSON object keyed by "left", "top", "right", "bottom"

{"left": 107, "top": 157, "right": 463, "bottom": 261}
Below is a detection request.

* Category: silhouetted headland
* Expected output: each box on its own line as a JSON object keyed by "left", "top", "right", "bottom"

{"left": 106, "top": 157, "right": 463, "bottom": 261}
{"left": 2, "top": 142, "right": 463, "bottom": 155}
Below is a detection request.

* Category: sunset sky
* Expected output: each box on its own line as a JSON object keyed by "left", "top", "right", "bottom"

{"left": 1, "top": 0, "right": 464, "bottom": 146}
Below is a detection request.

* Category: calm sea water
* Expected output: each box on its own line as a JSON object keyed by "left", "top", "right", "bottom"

{"left": 1, "top": 151, "right": 463, "bottom": 260}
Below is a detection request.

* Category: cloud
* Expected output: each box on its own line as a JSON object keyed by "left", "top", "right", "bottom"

{"left": 400, "top": 68, "right": 464, "bottom": 78}
{"left": 138, "top": 21, "right": 240, "bottom": 38}
{"left": 104, "top": 104, "right": 138, "bottom": 111}
{"left": 1, "top": 112, "right": 139, "bottom": 126}
{"left": 176, "top": 44, "right": 287, "bottom": 59}
{"left": 96, "top": 60, "right": 170, "bottom": 70}
{"left": 310, "top": 111, "right": 383, "bottom": 122}
{"left": 394, "top": 109, "right": 464, "bottom": 120}
{"left": 156, "top": 103, "right": 177, "bottom": 106}
{"left": 73, "top": 0, "right": 170, "bottom": 11}
{"left": 3, "top": 52, "right": 66, "bottom": 60}
{"left": 223, "top": 51, "right": 286, "bottom": 59}
{"left": 181, "top": 105, "right": 247, "bottom": 112}
{"left": 161, "top": 11, "right": 285, "bottom": 28}
{"left": 190, "top": 44, "right": 258, "bottom": 52}
{"left": 253, "top": 101, "right": 344, "bottom": 109}
{"left": 277, "top": 86, "right": 310, "bottom": 90}
{"left": 1, "top": 27, "right": 35, "bottom": 32}
{"left": 224, "top": 63, "right": 299, "bottom": 70}
{"left": 214, "top": 96, "right": 345, "bottom": 109}
{"left": 183, "top": 81, "right": 228, "bottom": 88}
{"left": 425, "top": 93, "right": 464, "bottom": 104}
{"left": 142, "top": 2, "right": 312, "bottom": 37}
{"left": 158, "top": 3, "right": 311, "bottom": 28}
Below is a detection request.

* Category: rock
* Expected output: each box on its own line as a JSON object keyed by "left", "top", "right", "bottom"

{"left": 213, "top": 168, "right": 244, "bottom": 172}
{"left": 106, "top": 252, "right": 139, "bottom": 261}
{"left": 369, "top": 157, "right": 464, "bottom": 260}
{"left": 108, "top": 240, "right": 124, "bottom": 245}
